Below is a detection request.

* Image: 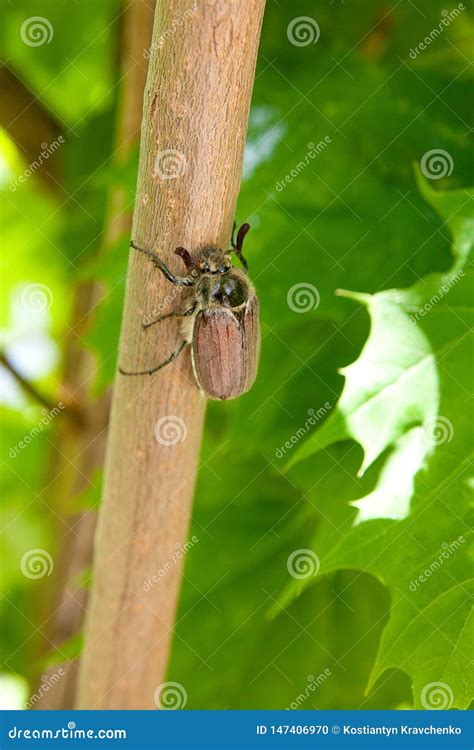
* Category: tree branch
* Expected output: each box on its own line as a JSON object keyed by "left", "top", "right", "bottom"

{"left": 77, "top": 0, "right": 266, "bottom": 709}
{"left": 29, "top": 0, "right": 156, "bottom": 709}
{"left": 0, "top": 65, "right": 63, "bottom": 196}
{"left": 0, "top": 353, "right": 59, "bottom": 413}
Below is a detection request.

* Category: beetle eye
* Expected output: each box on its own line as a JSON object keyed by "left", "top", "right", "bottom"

{"left": 203, "top": 264, "right": 210, "bottom": 272}
{"left": 219, "top": 265, "right": 228, "bottom": 273}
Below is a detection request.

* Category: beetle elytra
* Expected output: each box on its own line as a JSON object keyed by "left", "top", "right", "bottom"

{"left": 119, "top": 223, "right": 260, "bottom": 401}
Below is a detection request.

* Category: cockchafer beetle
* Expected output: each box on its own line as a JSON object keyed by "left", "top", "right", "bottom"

{"left": 119, "top": 223, "right": 260, "bottom": 401}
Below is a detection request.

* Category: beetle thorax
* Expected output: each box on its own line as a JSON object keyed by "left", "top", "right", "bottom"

{"left": 196, "top": 270, "right": 250, "bottom": 310}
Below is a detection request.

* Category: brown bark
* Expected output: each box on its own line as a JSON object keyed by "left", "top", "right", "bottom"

{"left": 31, "top": 0, "right": 156, "bottom": 709}
{"left": 77, "top": 0, "right": 266, "bottom": 709}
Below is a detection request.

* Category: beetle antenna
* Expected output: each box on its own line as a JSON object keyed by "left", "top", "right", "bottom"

{"left": 175, "top": 247, "right": 193, "bottom": 270}
{"left": 232, "top": 223, "right": 250, "bottom": 272}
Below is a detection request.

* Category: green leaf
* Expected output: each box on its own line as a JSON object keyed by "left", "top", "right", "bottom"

{"left": 284, "top": 175, "right": 473, "bottom": 707}
{"left": 166, "top": 0, "right": 473, "bottom": 710}
{"left": 3, "top": 0, "right": 471, "bottom": 711}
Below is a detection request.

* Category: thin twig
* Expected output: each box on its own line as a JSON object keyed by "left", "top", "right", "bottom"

{"left": 1, "top": 352, "right": 59, "bottom": 413}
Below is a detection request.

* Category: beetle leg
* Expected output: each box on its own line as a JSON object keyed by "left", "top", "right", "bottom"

{"left": 118, "top": 340, "right": 188, "bottom": 376}
{"left": 130, "top": 241, "right": 193, "bottom": 287}
{"left": 231, "top": 223, "right": 250, "bottom": 272}
{"left": 142, "top": 304, "right": 196, "bottom": 330}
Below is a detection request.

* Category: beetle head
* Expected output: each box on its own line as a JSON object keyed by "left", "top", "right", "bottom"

{"left": 176, "top": 247, "right": 231, "bottom": 277}
{"left": 198, "top": 248, "right": 232, "bottom": 275}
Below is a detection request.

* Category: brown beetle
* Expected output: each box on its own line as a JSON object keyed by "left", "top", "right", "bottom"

{"left": 119, "top": 223, "right": 260, "bottom": 401}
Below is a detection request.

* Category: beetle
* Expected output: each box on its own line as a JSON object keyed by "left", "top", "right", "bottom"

{"left": 119, "top": 223, "right": 260, "bottom": 401}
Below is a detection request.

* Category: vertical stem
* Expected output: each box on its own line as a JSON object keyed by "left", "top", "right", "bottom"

{"left": 32, "top": 0, "right": 155, "bottom": 709}
{"left": 77, "top": 0, "right": 265, "bottom": 709}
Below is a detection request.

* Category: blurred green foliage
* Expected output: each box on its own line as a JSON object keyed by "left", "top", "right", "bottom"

{"left": 0, "top": 0, "right": 472, "bottom": 709}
